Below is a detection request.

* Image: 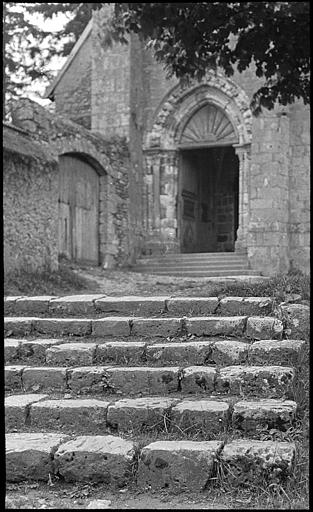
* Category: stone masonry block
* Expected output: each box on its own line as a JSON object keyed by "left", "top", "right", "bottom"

{"left": 105, "top": 367, "right": 180, "bottom": 395}
{"left": 68, "top": 367, "right": 112, "bottom": 394}
{"left": 218, "top": 297, "right": 273, "bottom": 316}
{"left": 33, "top": 319, "right": 92, "bottom": 337}
{"left": 4, "top": 317, "right": 37, "bottom": 336}
{"left": 146, "top": 341, "right": 213, "bottom": 366}
{"left": 210, "top": 340, "right": 249, "bottom": 365}
{"left": 216, "top": 365, "right": 294, "bottom": 397}
{"left": 232, "top": 399, "right": 297, "bottom": 431}
{"left": 46, "top": 343, "right": 97, "bottom": 366}
{"left": 137, "top": 440, "right": 223, "bottom": 491}
{"left": 166, "top": 298, "right": 218, "bottom": 316}
{"left": 107, "top": 397, "right": 179, "bottom": 432}
{"left": 15, "top": 296, "right": 57, "bottom": 316}
{"left": 131, "top": 318, "right": 182, "bottom": 337}
{"left": 4, "top": 297, "right": 24, "bottom": 315}
{"left": 18, "top": 339, "right": 64, "bottom": 364}
{"left": 220, "top": 440, "right": 296, "bottom": 483}
{"left": 248, "top": 339, "right": 306, "bottom": 365}
{"left": 4, "top": 339, "right": 20, "bottom": 363}
{"left": 280, "top": 304, "right": 310, "bottom": 338}
{"left": 180, "top": 367, "right": 216, "bottom": 394}
{"left": 92, "top": 318, "right": 131, "bottom": 337}
{"left": 5, "top": 366, "right": 26, "bottom": 391}
{"left": 95, "top": 296, "right": 168, "bottom": 316}
{"left": 23, "top": 367, "right": 67, "bottom": 392}
{"left": 5, "top": 394, "right": 48, "bottom": 430}
{"left": 185, "top": 317, "right": 247, "bottom": 337}
{"left": 30, "top": 399, "right": 110, "bottom": 434}
{"left": 96, "top": 342, "right": 146, "bottom": 365}
{"left": 54, "top": 435, "right": 135, "bottom": 485}
{"left": 246, "top": 317, "right": 284, "bottom": 340}
{"left": 49, "top": 295, "right": 106, "bottom": 316}
{"left": 171, "top": 399, "right": 229, "bottom": 434}
{"left": 6, "top": 433, "right": 67, "bottom": 482}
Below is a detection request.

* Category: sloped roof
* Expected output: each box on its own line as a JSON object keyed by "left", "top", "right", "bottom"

{"left": 3, "top": 123, "right": 56, "bottom": 163}
{"left": 44, "top": 18, "right": 93, "bottom": 100}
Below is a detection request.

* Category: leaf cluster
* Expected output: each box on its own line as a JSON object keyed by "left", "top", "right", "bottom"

{"left": 111, "top": 2, "right": 310, "bottom": 114}
{"left": 3, "top": 2, "right": 310, "bottom": 116}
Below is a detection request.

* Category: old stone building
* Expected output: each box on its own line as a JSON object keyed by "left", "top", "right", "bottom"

{"left": 7, "top": 8, "right": 309, "bottom": 277}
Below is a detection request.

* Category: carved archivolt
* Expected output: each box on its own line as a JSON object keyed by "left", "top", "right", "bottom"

{"left": 145, "top": 71, "right": 252, "bottom": 149}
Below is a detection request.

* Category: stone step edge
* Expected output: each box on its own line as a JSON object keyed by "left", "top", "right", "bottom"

{"left": 4, "top": 338, "right": 306, "bottom": 367}
{"left": 4, "top": 295, "right": 277, "bottom": 317}
{"left": 4, "top": 314, "right": 288, "bottom": 340}
{"left": 5, "top": 394, "right": 298, "bottom": 433}
{"left": 5, "top": 364, "right": 295, "bottom": 397}
{"left": 5, "top": 432, "right": 297, "bottom": 485}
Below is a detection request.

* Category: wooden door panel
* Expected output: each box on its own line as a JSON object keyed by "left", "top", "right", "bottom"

{"left": 58, "top": 202, "right": 71, "bottom": 259}
{"left": 59, "top": 155, "right": 99, "bottom": 264}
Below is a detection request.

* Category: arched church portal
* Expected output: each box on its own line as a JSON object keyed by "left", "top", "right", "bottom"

{"left": 143, "top": 76, "right": 252, "bottom": 256}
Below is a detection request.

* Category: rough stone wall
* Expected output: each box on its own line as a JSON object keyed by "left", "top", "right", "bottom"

{"left": 53, "top": 33, "right": 92, "bottom": 129}
{"left": 247, "top": 109, "right": 291, "bottom": 275}
{"left": 141, "top": 42, "right": 177, "bottom": 133}
{"left": 288, "top": 102, "right": 310, "bottom": 273}
{"left": 11, "top": 99, "right": 133, "bottom": 268}
{"left": 3, "top": 125, "right": 59, "bottom": 274}
{"left": 91, "top": 14, "right": 130, "bottom": 138}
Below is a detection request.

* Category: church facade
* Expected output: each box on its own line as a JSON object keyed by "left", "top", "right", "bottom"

{"left": 44, "top": 11, "right": 310, "bottom": 276}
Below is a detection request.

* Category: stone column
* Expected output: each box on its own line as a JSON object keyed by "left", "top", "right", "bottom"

{"left": 234, "top": 143, "right": 251, "bottom": 253}
{"left": 142, "top": 149, "right": 179, "bottom": 255}
{"left": 159, "top": 150, "right": 179, "bottom": 253}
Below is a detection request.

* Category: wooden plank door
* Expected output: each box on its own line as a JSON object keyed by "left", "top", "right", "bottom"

{"left": 58, "top": 155, "right": 99, "bottom": 264}
{"left": 179, "top": 151, "right": 198, "bottom": 253}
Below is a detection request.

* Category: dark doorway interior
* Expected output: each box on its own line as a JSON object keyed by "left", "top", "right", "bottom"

{"left": 179, "top": 146, "right": 239, "bottom": 253}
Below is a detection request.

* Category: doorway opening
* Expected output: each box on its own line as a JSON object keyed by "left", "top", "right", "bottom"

{"left": 178, "top": 146, "right": 239, "bottom": 253}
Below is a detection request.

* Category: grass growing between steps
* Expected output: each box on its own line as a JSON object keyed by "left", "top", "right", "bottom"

{"left": 208, "top": 269, "right": 310, "bottom": 302}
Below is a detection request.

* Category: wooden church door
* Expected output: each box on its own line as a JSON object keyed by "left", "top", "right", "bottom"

{"left": 58, "top": 154, "right": 99, "bottom": 264}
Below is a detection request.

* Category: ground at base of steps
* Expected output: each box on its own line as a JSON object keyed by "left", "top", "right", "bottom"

{"left": 5, "top": 480, "right": 309, "bottom": 510}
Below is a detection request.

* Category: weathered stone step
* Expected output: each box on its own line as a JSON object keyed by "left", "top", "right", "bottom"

{"left": 137, "top": 251, "right": 248, "bottom": 263}
{"left": 133, "top": 269, "right": 262, "bottom": 277}
{"left": 5, "top": 364, "right": 295, "bottom": 397}
{"left": 4, "top": 295, "right": 275, "bottom": 317}
{"left": 5, "top": 314, "right": 287, "bottom": 339}
{"left": 6, "top": 393, "right": 297, "bottom": 435}
{"left": 6, "top": 432, "right": 296, "bottom": 488}
{"left": 5, "top": 338, "right": 305, "bottom": 367}
{"left": 133, "top": 263, "right": 250, "bottom": 272}
{"left": 138, "top": 439, "right": 295, "bottom": 491}
{"left": 6, "top": 433, "right": 135, "bottom": 485}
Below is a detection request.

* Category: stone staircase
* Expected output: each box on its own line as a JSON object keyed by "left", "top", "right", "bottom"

{"left": 132, "top": 252, "right": 262, "bottom": 278}
{"left": 5, "top": 294, "right": 308, "bottom": 492}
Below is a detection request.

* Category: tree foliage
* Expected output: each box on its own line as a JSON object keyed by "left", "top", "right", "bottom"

{"left": 111, "top": 2, "right": 310, "bottom": 114}
{"left": 3, "top": 2, "right": 51, "bottom": 111}
{"left": 3, "top": 2, "right": 310, "bottom": 116}
{"left": 3, "top": 2, "right": 101, "bottom": 113}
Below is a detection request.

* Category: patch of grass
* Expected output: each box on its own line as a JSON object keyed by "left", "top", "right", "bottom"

{"left": 208, "top": 270, "right": 310, "bottom": 301}
{"left": 4, "top": 263, "right": 97, "bottom": 296}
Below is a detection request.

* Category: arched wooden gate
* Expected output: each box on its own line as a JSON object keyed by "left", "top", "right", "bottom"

{"left": 58, "top": 154, "right": 99, "bottom": 264}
